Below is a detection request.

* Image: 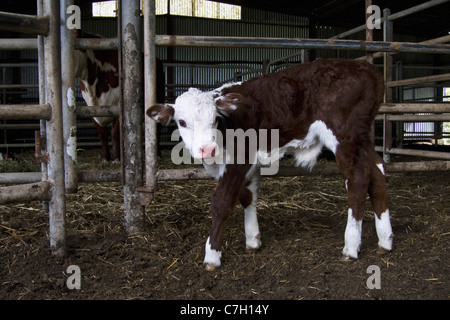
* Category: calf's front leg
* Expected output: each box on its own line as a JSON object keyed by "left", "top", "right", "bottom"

{"left": 239, "top": 172, "right": 261, "bottom": 251}
{"left": 204, "top": 164, "right": 250, "bottom": 271}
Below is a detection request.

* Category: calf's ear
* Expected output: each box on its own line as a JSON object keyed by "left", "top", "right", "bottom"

{"left": 215, "top": 93, "right": 243, "bottom": 116}
{"left": 146, "top": 104, "right": 174, "bottom": 125}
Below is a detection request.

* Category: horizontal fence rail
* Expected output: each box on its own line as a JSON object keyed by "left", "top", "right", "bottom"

{"left": 3, "top": 159, "right": 450, "bottom": 186}
{"left": 0, "top": 180, "right": 52, "bottom": 204}
{"left": 1, "top": 36, "right": 450, "bottom": 55}
{"left": 0, "top": 11, "right": 49, "bottom": 36}
{"left": 379, "top": 103, "right": 450, "bottom": 113}
{"left": 154, "top": 35, "right": 450, "bottom": 55}
{"left": 0, "top": 104, "right": 51, "bottom": 120}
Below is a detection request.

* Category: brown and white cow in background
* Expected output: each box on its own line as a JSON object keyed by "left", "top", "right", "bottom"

{"left": 74, "top": 31, "right": 165, "bottom": 161}
{"left": 147, "top": 58, "right": 394, "bottom": 271}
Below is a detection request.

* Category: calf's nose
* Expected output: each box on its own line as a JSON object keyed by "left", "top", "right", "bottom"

{"left": 200, "top": 145, "right": 216, "bottom": 158}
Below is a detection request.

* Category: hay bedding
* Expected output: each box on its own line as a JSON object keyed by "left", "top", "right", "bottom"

{"left": 0, "top": 149, "right": 449, "bottom": 300}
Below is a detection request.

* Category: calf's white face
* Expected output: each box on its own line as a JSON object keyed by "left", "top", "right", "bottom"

{"left": 147, "top": 88, "right": 220, "bottom": 160}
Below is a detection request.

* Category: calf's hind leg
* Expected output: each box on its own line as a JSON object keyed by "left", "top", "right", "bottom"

{"left": 338, "top": 147, "right": 371, "bottom": 260}
{"left": 342, "top": 180, "right": 367, "bottom": 260}
{"left": 368, "top": 157, "right": 393, "bottom": 252}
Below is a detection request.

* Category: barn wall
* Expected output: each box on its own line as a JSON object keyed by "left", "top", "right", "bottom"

{"left": 1, "top": 7, "right": 449, "bottom": 146}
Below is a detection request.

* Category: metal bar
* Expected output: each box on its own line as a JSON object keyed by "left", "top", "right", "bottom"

{"left": 387, "top": 73, "right": 450, "bottom": 87}
{"left": 0, "top": 172, "right": 41, "bottom": 184}
{"left": 121, "top": 0, "right": 145, "bottom": 234}
{"left": 3, "top": 36, "right": 450, "bottom": 54}
{"left": 0, "top": 38, "right": 118, "bottom": 50}
{"left": 0, "top": 181, "right": 52, "bottom": 204}
{"left": 376, "top": 114, "right": 450, "bottom": 121}
{"left": 332, "top": 0, "right": 450, "bottom": 39}
{"left": 0, "top": 171, "right": 122, "bottom": 185}
{"left": 422, "top": 34, "right": 450, "bottom": 45}
{"left": 379, "top": 103, "right": 450, "bottom": 113}
{"left": 60, "top": 0, "right": 77, "bottom": 194}
{"left": 156, "top": 168, "right": 213, "bottom": 181}
{"left": 78, "top": 170, "right": 121, "bottom": 183}
{"left": 365, "top": 0, "right": 374, "bottom": 64}
{"left": 75, "top": 38, "right": 118, "bottom": 50}
{"left": 386, "top": 160, "right": 450, "bottom": 172}
{"left": 383, "top": 8, "right": 394, "bottom": 102}
{"left": 388, "top": 0, "right": 450, "bottom": 21}
{"left": 143, "top": 0, "right": 158, "bottom": 206}
{"left": 44, "top": 0, "right": 66, "bottom": 257}
{"left": 381, "top": 147, "right": 450, "bottom": 160}
{"left": 155, "top": 159, "right": 450, "bottom": 181}
{"left": 0, "top": 38, "right": 37, "bottom": 50}
{"left": 155, "top": 35, "right": 450, "bottom": 55}
{"left": 0, "top": 62, "right": 38, "bottom": 67}
{"left": 383, "top": 8, "right": 393, "bottom": 163}
{"left": 76, "top": 105, "right": 119, "bottom": 117}
{"left": 0, "top": 104, "right": 51, "bottom": 120}
{"left": 0, "top": 84, "right": 39, "bottom": 89}
{"left": 3, "top": 158, "right": 450, "bottom": 186}
{"left": 0, "top": 11, "right": 49, "bottom": 36}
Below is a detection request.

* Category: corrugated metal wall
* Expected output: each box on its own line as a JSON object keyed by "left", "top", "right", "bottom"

{"left": 80, "top": 8, "right": 309, "bottom": 97}
{"left": 1, "top": 7, "right": 448, "bottom": 145}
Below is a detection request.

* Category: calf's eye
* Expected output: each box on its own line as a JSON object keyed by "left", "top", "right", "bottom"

{"left": 178, "top": 119, "right": 187, "bottom": 128}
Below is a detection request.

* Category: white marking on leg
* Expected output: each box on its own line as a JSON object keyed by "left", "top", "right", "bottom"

{"left": 204, "top": 237, "right": 222, "bottom": 268}
{"left": 376, "top": 162, "right": 385, "bottom": 176}
{"left": 244, "top": 177, "right": 261, "bottom": 249}
{"left": 343, "top": 208, "right": 362, "bottom": 259}
{"left": 375, "top": 209, "right": 393, "bottom": 251}
{"left": 244, "top": 205, "right": 261, "bottom": 249}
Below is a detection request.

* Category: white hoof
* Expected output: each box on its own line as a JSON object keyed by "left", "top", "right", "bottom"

{"left": 245, "top": 234, "right": 261, "bottom": 251}
{"left": 204, "top": 263, "right": 220, "bottom": 271}
{"left": 343, "top": 209, "right": 362, "bottom": 260}
{"left": 342, "top": 246, "right": 359, "bottom": 261}
{"left": 375, "top": 210, "right": 394, "bottom": 252}
{"left": 341, "top": 254, "right": 357, "bottom": 262}
{"left": 378, "top": 234, "right": 394, "bottom": 252}
{"left": 204, "top": 237, "right": 222, "bottom": 270}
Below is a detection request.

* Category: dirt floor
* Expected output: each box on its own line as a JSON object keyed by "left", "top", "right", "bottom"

{"left": 0, "top": 149, "right": 449, "bottom": 300}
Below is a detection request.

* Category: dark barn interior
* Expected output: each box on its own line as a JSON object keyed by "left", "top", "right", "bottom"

{"left": 0, "top": 0, "right": 449, "bottom": 302}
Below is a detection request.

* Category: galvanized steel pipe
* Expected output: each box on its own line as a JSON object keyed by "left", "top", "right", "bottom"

{"left": 143, "top": 0, "right": 158, "bottom": 206}
{"left": 44, "top": 0, "right": 66, "bottom": 257}
{"left": 0, "top": 11, "right": 49, "bottom": 35}
{"left": 61, "top": 0, "right": 78, "bottom": 194}
{"left": 121, "top": 0, "right": 145, "bottom": 234}
{"left": 154, "top": 35, "right": 450, "bottom": 55}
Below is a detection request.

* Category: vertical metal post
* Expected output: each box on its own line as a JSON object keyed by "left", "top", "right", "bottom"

{"left": 143, "top": 0, "right": 158, "bottom": 205}
{"left": 365, "top": 0, "right": 375, "bottom": 144}
{"left": 365, "top": 0, "right": 374, "bottom": 64}
{"left": 37, "top": 0, "right": 48, "bottom": 211}
{"left": 120, "top": 0, "right": 145, "bottom": 234}
{"left": 383, "top": 8, "right": 393, "bottom": 163}
{"left": 60, "top": 0, "right": 78, "bottom": 193}
{"left": 44, "top": 0, "right": 66, "bottom": 256}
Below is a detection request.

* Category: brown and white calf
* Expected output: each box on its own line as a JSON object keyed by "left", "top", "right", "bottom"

{"left": 74, "top": 33, "right": 165, "bottom": 161}
{"left": 74, "top": 44, "right": 121, "bottom": 161}
{"left": 147, "top": 58, "right": 394, "bottom": 270}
